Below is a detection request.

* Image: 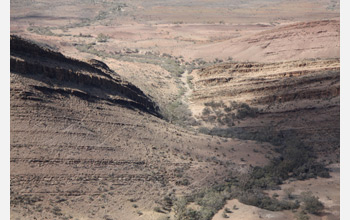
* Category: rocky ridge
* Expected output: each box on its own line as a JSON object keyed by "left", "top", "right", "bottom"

{"left": 10, "top": 35, "right": 160, "bottom": 117}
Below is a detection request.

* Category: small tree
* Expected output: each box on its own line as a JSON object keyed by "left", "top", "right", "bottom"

{"left": 202, "top": 107, "right": 211, "bottom": 116}
{"left": 97, "top": 33, "right": 109, "bottom": 42}
{"left": 301, "top": 191, "right": 324, "bottom": 215}
{"left": 284, "top": 187, "right": 295, "bottom": 199}
{"left": 295, "top": 211, "right": 310, "bottom": 220}
{"left": 222, "top": 212, "right": 229, "bottom": 218}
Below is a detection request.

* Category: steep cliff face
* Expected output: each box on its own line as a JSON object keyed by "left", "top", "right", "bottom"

{"left": 10, "top": 35, "right": 160, "bottom": 117}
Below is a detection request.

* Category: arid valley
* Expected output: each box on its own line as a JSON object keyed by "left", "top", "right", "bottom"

{"left": 10, "top": 0, "right": 340, "bottom": 219}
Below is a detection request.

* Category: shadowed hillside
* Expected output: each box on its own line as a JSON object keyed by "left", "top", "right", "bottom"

{"left": 190, "top": 59, "right": 340, "bottom": 161}
{"left": 10, "top": 35, "right": 160, "bottom": 117}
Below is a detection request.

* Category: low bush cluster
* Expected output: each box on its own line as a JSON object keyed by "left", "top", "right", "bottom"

{"left": 174, "top": 187, "right": 233, "bottom": 220}
{"left": 97, "top": 33, "right": 109, "bottom": 42}
{"left": 237, "top": 190, "right": 299, "bottom": 211}
{"left": 194, "top": 125, "right": 328, "bottom": 218}
{"left": 301, "top": 191, "right": 324, "bottom": 215}
{"left": 201, "top": 101, "right": 259, "bottom": 126}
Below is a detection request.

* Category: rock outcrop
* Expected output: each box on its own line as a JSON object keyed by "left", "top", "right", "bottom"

{"left": 10, "top": 35, "right": 160, "bottom": 117}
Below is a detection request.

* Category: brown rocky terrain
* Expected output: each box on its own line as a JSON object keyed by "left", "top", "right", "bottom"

{"left": 184, "top": 59, "right": 340, "bottom": 220}
{"left": 185, "top": 19, "right": 340, "bottom": 62}
{"left": 10, "top": 0, "right": 340, "bottom": 219}
{"left": 10, "top": 0, "right": 340, "bottom": 64}
{"left": 10, "top": 35, "right": 275, "bottom": 220}
{"left": 190, "top": 59, "right": 340, "bottom": 160}
{"left": 10, "top": 36, "right": 159, "bottom": 116}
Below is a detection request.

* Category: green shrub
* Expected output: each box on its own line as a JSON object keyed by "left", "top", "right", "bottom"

{"left": 202, "top": 107, "right": 211, "bottom": 116}
{"left": 196, "top": 190, "right": 226, "bottom": 211}
{"left": 284, "top": 187, "right": 295, "bottom": 199}
{"left": 222, "top": 212, "right": 229, "bottom": 218}
{"left": 224, "top": 207, "right": 232, "bottom": 213}
{"left": 163, "top": 195, "right": 173, "bottom": 208}
{"left": 201, "top": 101, "right": 258, "bottom": 125}
{"left": 295, "top": 211, "right": 310, "bottom": 220}
{"left": 176, "top": 178, "right": 190, "bottom": 186}
{"left": 180, "top": 208, "right": 201, "bottom": 220}
{"left": 237, "top": 190, "right": 299, "bottom": 211}
{"left": 301, "top": 192, "right": 324, "bottom": 215}
{"left": 154, "top": 206, "right": 165, "bottom": 213}
{"left": 97, "top": 33, "right": 109, "bottom": 42}
{"left": 27, "top": 26, "right": 55, "bottom": 36}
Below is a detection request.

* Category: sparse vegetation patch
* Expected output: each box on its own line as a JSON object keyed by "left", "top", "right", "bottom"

{"left": 201, "top": 101, "right": 259, "bottom": 126}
